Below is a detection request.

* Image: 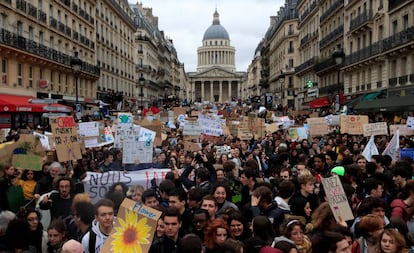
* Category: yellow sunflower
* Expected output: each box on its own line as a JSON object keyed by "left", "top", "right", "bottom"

{"left": 111, "top": 210, "right": 151, "bottom": 253}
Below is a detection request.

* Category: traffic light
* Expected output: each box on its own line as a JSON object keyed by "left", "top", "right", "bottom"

{"left": 306, "top": 80, "right": 313, "bottom": 88}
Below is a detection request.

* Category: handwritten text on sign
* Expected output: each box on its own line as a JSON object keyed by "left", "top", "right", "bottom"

{"left": 321, "top": 175, "right": 354, "bottom": 222}
{"left": 50, "top": 116, "right": 82, "bottom": 162}
{"left": 83, "top": 170, "right": 170, "bottom": 203}
{"left": 307, "top": 117, "right": 328, "bottom": 136}
{"left": 363, "top": 122, "right": 388, "bottom": 136}
{"left": 340, "top": 115, "right": 369, "bottom": 135}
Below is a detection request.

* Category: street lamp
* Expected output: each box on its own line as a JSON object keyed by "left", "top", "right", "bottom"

{"left": 70, "top": 51, "right": 82, "bottom": 118}
{"left": 333, "top": 46, "right": 345, "bottom": 112}
{"left": 279, "top": 71, "right": 285, "bottom": 107}
{"left": 138, "top": 74, "right": 145, "bottom": 117}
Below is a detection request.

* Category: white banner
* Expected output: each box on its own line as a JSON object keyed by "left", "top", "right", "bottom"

{"left": 83, "top": 169, "right": 170, "bottom": 203}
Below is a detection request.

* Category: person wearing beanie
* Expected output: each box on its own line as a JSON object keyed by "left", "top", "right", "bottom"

{"left": 331, "top": 166, "right": 345, "bottom": 177}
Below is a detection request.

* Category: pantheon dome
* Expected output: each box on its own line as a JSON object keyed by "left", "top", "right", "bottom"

{"left": 203, "top": 10, "right": 230, "bottom": 40}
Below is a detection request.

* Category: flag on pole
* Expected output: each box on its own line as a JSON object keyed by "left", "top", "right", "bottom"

{"left": 382, "top": 129, "right": 400, "bottom": 161}
{"left": 362, "top": 135, "right": 379, "bottom": 161}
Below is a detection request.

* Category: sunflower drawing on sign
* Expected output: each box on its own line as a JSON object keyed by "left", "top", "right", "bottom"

{"left": 111, "top": 210, "right": 151, "bottom": 253}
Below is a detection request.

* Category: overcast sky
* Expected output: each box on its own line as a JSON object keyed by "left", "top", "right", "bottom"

{"left": 133, "top": 0, "right": 285, "bottom": 72}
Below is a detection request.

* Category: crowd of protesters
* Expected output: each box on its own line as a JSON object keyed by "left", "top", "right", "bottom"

{"left": 1, "top": 112, "right": 414, "bottom": 253}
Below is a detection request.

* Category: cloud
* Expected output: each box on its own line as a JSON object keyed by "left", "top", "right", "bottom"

{"left": 134, "top": 0, "right": 284, "bottom": 72}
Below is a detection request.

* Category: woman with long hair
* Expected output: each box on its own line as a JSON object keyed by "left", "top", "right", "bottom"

{"left": 204, "top": 218, "right": 233, "bottom": 253}
{"left": 377, "top": 228, "right": 408, "bottom": 253}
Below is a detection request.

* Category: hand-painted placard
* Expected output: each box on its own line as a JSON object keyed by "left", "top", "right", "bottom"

{"left": 50, "top": 116, "right": 82, "bottom": 162}
{"left": 12, "top": 154, "right": 43, "bottom": 171}
{"left": 307, "top": 117, "right": 328, "bottom": 136}
{"left": 101, "top": 198, "right": 161, "bottom": 253}
{"left": 321, "top": 175, "right": 354, "bottom": 222}
{"left": 122, "top": 140, "right": 153, "bottom": 164}
{"left": 340, "top": 115, "right": 369, "bottom": 135}
{"left": 363, "top": 122, "right": 388, "bottom": 136}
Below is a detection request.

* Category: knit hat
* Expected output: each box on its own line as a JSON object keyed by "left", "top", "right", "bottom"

{"left": 331, "top": 166, "right": 345, "bottom": 176}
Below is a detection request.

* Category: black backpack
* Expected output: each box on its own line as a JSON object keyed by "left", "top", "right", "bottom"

{"left": 83, "top": 227, "right": 96, "bottom": 253}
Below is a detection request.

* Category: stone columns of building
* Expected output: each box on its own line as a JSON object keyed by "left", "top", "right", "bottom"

{"left": 219, "top": 81, "right": 223, "bottom": 102}
{"left": 228, "top": 81, "right": 232, "bottom": 101}
{"left": 210, "top": 81, "right": 214, "bottom": 102}
{"left": 201, "top": 81, "right": 205, "bottom": 101}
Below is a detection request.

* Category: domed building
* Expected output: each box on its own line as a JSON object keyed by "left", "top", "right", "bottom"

{"left": 188, "top": 10, "right": 246, "bottom": 103}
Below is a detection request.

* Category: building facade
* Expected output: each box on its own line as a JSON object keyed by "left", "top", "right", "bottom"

{"left": 95, "top": 0, "right": 137, "bottom": 111}
{"left": 131, "top": 3, "right": 187, "bottom": 109}
{"left": 250, "top": 0, "right": 414, "bottom": 112}
{"left": 0, "top": 0, "right": 100, "bottom": 102}
{"left": 188, "top": 10, "right": 246, "bottom": 103}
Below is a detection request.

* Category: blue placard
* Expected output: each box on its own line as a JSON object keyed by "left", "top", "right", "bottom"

{"left": 400, "top": 148, "right": 414, "bottom": 160}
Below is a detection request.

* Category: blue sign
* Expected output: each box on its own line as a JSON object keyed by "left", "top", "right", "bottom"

{"left": 400, "top": 148, "right": 414, "bottom": 160}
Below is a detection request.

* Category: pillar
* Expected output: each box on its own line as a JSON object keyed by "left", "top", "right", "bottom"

{"left": 219, "top": 81, "right": 223, "bottom": 102}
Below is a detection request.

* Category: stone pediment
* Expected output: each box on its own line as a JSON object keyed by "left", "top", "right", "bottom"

{"left": 193, "top": 67, "right": 238, "bottom": 78}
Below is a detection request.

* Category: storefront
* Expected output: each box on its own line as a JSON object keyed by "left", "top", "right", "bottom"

{"left": 0, "top": 94, "right": 72, "bottom": 129}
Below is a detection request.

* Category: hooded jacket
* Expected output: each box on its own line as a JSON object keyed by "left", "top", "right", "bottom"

{"left": 81, "top": 219, "right": 109, "bottom": 253}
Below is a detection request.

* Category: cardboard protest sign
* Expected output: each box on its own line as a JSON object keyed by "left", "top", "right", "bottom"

{"left": 100, "top": 198, "right": 161, "bottom": 253}
{"left": 238, "top": 128, "right": 253, "bottom": 140}
{"left": 114, "top": 125, "right": 141, "bottom": 149}
{"left": 78, "top": 121, "right": 100, "bottom": 137}
{"left": 173, "top": 107, "right": 187, "bottom": 117}
{"left": 12, "top": 154, "right": 43, "bottom": 171}
{"left": 183, "top": 120, "right": 203, "bottom": 136}
{"left": 407, "top": 116, "right": 414, "bottom": 130}
{"left": 50, "top": 117, "right": 82, "bottom": 162}
{"left": 321, "top": 175, "right": 354, "bottom": 222}
{"left": 117, "top": 112, "right": 133, "bottom": 125}
{"left": 83, "top": 170, "right": 170, "bottom": 203}
{"left": 266, "top": 123, "right": 280, "bottom": 134}
{"left": 123, "top": 140, "right": 153, "bottom": 164}
{"left": 307, "top": 117, "right": 328, "bottom": 136}
{"left": 184, "top": 141, "right": 201, "bottom": 152}
{"left": 340, "top": 115, "right": 368, "bottom": 135}
{"left": 363, "top": 122, "right": 388, "bottom": 136}
{"left": 390, "top": 125, "right": 414, "bottom": 136}
{"left": 198, "top": 114, "right": 224, "bottom": 136}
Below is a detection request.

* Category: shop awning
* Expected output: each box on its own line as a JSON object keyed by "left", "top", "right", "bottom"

{"left": 308, "top": 94, "right": 346, "bottom": 109}
{"left": 309, "top": 97, "right": 331, "bottom": 108}
{"left": 0, "top": 94, "right": 73, "bottom": 113}
{"left": 354, "top": 95, "right": 414, "bottom": 112}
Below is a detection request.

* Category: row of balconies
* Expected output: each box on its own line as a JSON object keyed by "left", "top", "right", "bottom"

{"left": 320, "top": 0, "right": 344, "bottom": 24}
{"left": 0, "top": 28, "right": 100, "bottom": 76}
{"left": 349, "top": 9, "right": 374, "bottom": 32}
{"left": 300, "top": 30, "right": 318, "bottom": 47}
{"left": 72, "top": 3, "right": 94, "bottom": 25}
{"left": 295, "top": 57, "right": 315, "bottom": 74}
{"left": 319, "top": 25, "right": 344, "bottom": 49}
{"left": 345, "top": 26, "right": 414, "bottom": 66}
{"left": 106, "top": 0, "right": 136, "bottom": 28}
{"left": 299, "top": 1, "right": 317, "bottom": 23}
